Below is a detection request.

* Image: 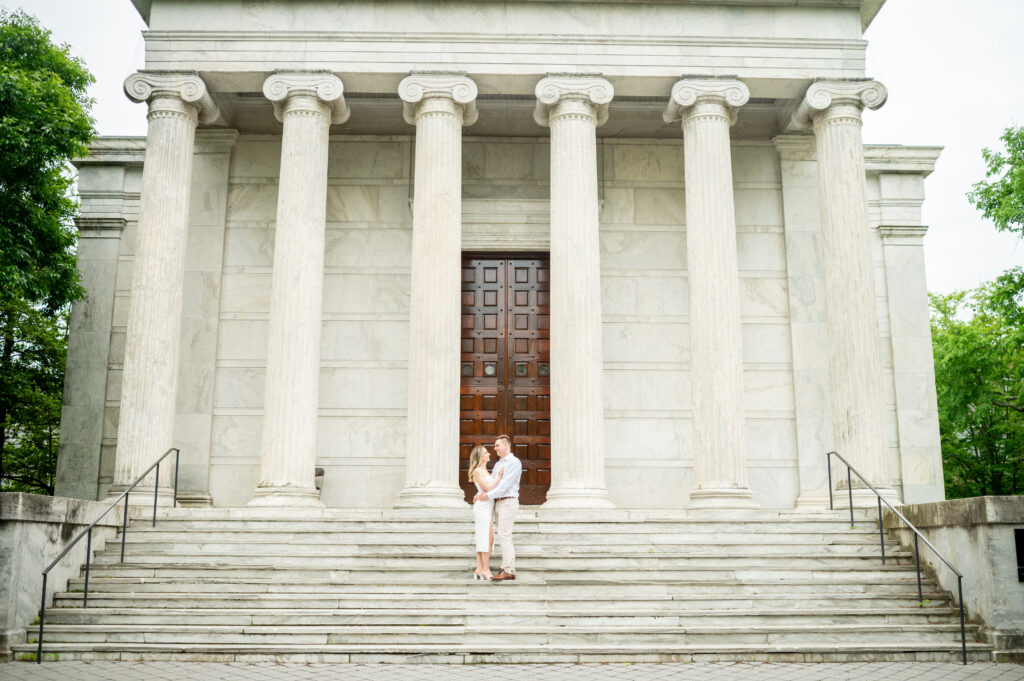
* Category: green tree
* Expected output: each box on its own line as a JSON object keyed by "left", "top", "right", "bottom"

{"left": 930, "top": 268, "right": 1024, "bottom": 498}
{"left": 0, "top": 10, "right": 94, "bottom": 493}
{"left": 0, "top": 298, "right": 67, "bottom": 494}
{"left": 967, "top": 125, "right": 1024, "bottom": 237}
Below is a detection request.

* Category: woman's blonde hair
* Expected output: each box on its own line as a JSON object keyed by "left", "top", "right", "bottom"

{"left": 467, "top": 445, "right": 489, "bottom": 482}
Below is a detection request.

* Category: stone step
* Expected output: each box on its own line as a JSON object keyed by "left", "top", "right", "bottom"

{"left": 88, "top": 548, "right": 909, "bottom": 565}
{"left": 113, "top": 541, "right": 902, "bottom": 557}
{"left": 24, "top": 507, "right": 974, "bottom": 664}
{"left": 121, "top": 529, "right": 897, "bottom": 544}
{"left": 137, "top": 520, "right": 885, "bottom": 534}
{"left": 14, "top": 641, "right": 992, "bottom": 664}
{"left": 118, "top": 535, "right": 900, "bottom": 551}
{"left": 54, "top": 592, "right": 950, "bottom": 610}
{"left": 64, "top": 576, "right": 941, "bottom": 596}
{"left": 26, "top": 622, "right": 975, "bottom": 646}
{"left": 79, "top": 564, "right": 932, "bottom": 582}
{"left": 38, "top": 606, "right": 964, "bottom": 627}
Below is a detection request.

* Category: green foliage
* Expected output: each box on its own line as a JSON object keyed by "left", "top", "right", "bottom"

{"left": 967, "top": 126, "right": 1024, "bottom": 237}
{"left": 0, "top": 10, "right": 94, "bottom": 495}
{"left": 0, "top": 9, "right": 92, "bottom": 312}
{"left": 0, "top": 297, "right": 68, "bottom": 495}
{"left": 930, "top": 268, "right": 1024, "bottom": 498}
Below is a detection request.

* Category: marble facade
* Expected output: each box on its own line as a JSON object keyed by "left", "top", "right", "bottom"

{"left": 54, "top": 0, "right": 945, "bottom": 510}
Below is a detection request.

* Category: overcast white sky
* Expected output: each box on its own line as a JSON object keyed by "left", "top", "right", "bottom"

{"left": 6, "top": 0, "right": 1023, "bottom": 295}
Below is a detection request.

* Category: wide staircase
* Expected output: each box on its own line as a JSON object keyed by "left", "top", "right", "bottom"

{"left": 15, "top": 507, "right": 992, "bottom": 663}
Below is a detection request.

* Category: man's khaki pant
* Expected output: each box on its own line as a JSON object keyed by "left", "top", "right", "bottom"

{"left": 493, "top": 497, "right": 518, "bottom": 574}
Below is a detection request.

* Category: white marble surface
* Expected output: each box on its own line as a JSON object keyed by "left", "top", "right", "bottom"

{"left": 794, "top": 80, "right": 896, "bottom": 500}
{"left": 667, "top": 79, "right": 756, "bottom": 509}
{"left": 140, "top": 1, "right": 870, "bottom": 99}
{"left": 251, "top": 73, "right": 346, "bottom": 508}
{"left": 112, "top": 73, "right": 217, "bottom": 505}
{"left": 64, "top": 130, "right": 942, "bottom": 512}
{"left": 395, "top": 74, "right": 477, "bottom": 508}
{"left": 536, "top": 76, "right": 614, "bottom": 508}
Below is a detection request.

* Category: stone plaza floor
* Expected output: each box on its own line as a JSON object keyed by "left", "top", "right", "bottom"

{"left": 1, "top": 662, "right": 1022, "bottom": 681}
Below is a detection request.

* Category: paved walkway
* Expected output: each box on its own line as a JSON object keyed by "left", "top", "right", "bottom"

{"left": 2, "top": 662, "right": 1022, "bottom": 681}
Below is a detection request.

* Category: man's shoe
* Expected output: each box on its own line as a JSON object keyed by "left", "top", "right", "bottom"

{"left": 491, "top": 571, "right": 516, "bottom": 581}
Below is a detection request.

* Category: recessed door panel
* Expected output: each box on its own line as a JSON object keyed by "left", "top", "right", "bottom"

{"left": 459, "top": 255, "right": 551, "bottom": 504}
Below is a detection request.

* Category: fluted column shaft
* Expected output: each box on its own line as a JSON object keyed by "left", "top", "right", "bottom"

{"left": 535, "top": 76, "right": 614, "bottom": 508}
{"left": 794, "top": 80, "right": 895, "bottom": 497}
{"left": 112, "top": 73, "right": 219, "bottom": 501}
{"left": 251, "top": 73, "right": 348, "bottom": 507}
{"left": 665, "top": 80, "right": 757, "bottom": 509}
{"left": 396, "top": 75, "right": 478, "bottom": 508}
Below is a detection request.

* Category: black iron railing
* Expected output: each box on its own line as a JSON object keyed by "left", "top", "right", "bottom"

{"left": 35, "top": 447, "right": 180, "bottom": 663}
{"left": 826, "top": 450, "right": 967, "bottom": 665}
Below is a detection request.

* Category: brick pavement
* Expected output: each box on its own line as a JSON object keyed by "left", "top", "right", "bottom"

{"left": 1, "top": 662, "right": 1022, "bottom": 681}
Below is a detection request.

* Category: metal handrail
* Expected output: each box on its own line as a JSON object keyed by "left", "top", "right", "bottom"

{"left": 826, "top": 450, "right": 967, "bottom": 665}
{"left": 35, "top": 447, "right": 180, "bottom": 663}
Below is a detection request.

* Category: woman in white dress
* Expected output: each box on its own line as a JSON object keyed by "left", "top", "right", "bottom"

{"left": 468, "top": 445, "right": 504, "bottom": 580}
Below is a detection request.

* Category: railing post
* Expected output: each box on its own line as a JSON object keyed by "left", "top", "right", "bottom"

{"left": 83, "top": 528, "right": 92, "bottom": 607}
{"left": 827, "top": 452, "right": 833, "bottom": 510}
{"left": 914, "top": 533, "right": 923, "bottom": 606}
{"left": 877, "top": 496, "right": 885, "bottom": 565}
{"left": 120, "top": 493, "right": 129, "bottom": 563}
{"left": 173, "top": 448, "right": 180, "bottom": 508}
{"left": 958, "top": 575, "right": 967, "bottom": 665}
{"left": 847, "top": 466, "right": 854, "bottom": 528}
{"left": 153, "top": 462, "right": 160, "bottom": 527}
{"left": 36, "top": 573, "right": 46, "bottom": 664}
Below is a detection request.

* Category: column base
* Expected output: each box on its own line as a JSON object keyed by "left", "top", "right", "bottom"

{"left": 794, "top": 494, "right": 833, "bottom": 511}
{"left": 831, "top": 485, "right": 902, "bottom": 509}
{"left": 248, "top": 485, "right": 324, "bottom": 508}
{"left": 175, "top": 491, "right": 214, "bottom": 508}
{"left": 687, "top": 487, "right": 759, "bottom": 510}
{"left": 104, "top": 484, "right": 177, "bottom": 508}
{"left": 543, "top": 487, "right": 615, "bottom": 509}
{"left": 394, "top": 485, "right": 468, "bottom": 509}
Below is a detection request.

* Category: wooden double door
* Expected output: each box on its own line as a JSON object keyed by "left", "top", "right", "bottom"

{"left": 459, "top": 255, "right": 551, "bottom": 505}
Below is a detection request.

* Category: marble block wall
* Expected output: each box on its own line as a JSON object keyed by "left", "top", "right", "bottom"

{"left": 599, "top": 139, "right": 795, "bottom": 508}
{"left": 55, "top": 144, "right": 143, "bottom": 501}
{"left": 60, "top": 135, "right": 943, "bottom": 509}
{"left": 211, "top": 135, "right": 414, "bottom": 507}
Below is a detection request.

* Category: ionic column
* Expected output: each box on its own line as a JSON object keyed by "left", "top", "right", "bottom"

{"left": 792, "top": 80, "right": 898, "bottom": 501}
{"left": 112, "top": 72, "right": 220, "bottom": 503}
{"left": 250, "top": 73, "right": 349, "bottom": 507}
{"left": 534, "top": 76, "right": 614, "bottom": 509}
{"left": 664, "top": 79, "right": 757, "bottom": 509}
{"left": 395, "top": 74, "right": 478, "bottom": 508}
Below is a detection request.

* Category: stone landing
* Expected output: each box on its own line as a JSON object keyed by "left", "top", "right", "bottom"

{"left": 14, "top": 508, "right": 992, "bottom": 663}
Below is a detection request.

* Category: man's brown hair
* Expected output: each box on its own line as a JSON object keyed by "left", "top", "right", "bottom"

{"left": 496, "top": 434, "right": 513, "bottom": 447}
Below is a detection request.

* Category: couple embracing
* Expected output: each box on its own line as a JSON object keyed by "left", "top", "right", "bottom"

{"left": 467, "top": 434, "right": 521, "bottom": 581}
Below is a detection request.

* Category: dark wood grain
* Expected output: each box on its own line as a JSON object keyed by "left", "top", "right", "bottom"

{"left": 460, "top": 255, "right": 551, "bottom": 505}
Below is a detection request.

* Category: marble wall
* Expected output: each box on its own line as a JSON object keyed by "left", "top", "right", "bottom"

{"left": 208, "top": 135, "right": 799, "bottom": 508}
{"left": 599, "top": 139, "right": 796, "bottom": 507}
{"left": 210, "top": 135, "right": 414, "bottom": 507}
{"left": 61, "top": 135, "right": 943, "bottom": 509}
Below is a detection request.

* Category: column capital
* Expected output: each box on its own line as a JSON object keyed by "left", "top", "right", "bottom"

{"left": 398, "top": 73, "right": 478, "bottom": 126}
{"left": 124, "top": 71, "right": 222, "bottom": 125}
{"left": 663, "top": 78, "right": 749, "bottom": 126}
{"left": 791, "top": 79, "right": 887, "bottom": 130}
{"left": 533, "top": 75, "right": 614, "bottom": 127}
{"left": 263, "top": 72, "right": 349, "bottom": 124}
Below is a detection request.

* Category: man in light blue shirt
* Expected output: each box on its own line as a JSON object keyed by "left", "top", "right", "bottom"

{"left": 473, "top": 434, "right": 521, "bottom": 580}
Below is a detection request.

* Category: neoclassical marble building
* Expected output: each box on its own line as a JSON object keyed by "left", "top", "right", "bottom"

{"left": 55, "top": 0, "right": 945, "bottom": 511}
